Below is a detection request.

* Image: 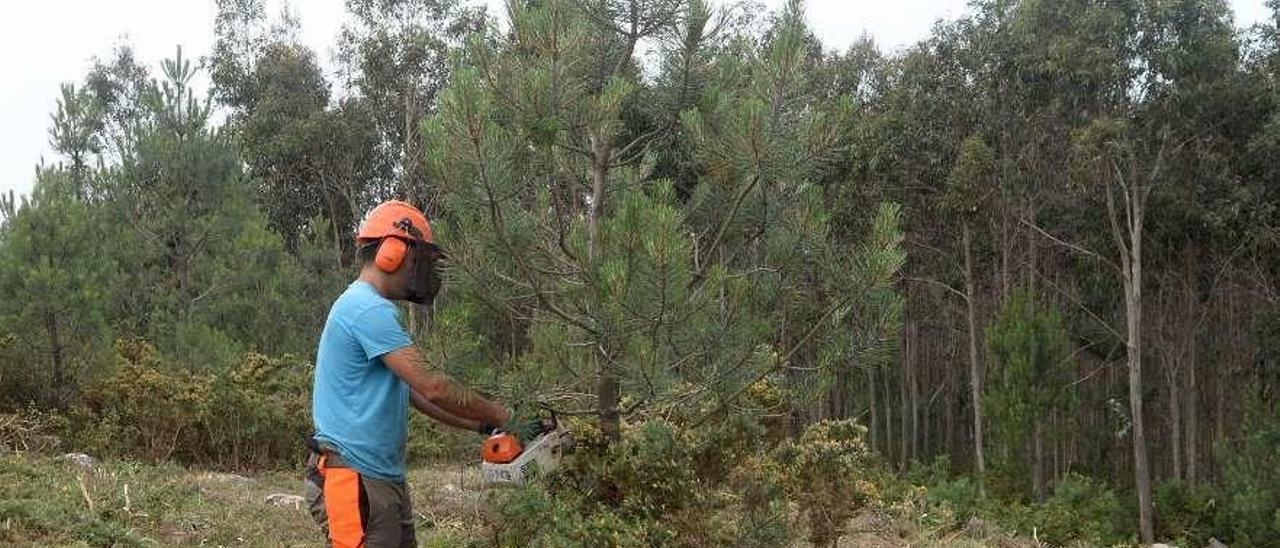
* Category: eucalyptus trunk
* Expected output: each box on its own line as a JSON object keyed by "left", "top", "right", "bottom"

{"left": 962, "top": 222, "right": 986, "bottom": 491}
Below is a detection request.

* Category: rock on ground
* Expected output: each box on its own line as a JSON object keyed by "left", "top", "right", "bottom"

{"left": 264, "top": 493, "right": 306, "bottom": 510}
{"left": 57, "top": 452, "right": 97, "bottom": 468}
{"left": 200, "top": 472, "right": 256, "bottom": 487}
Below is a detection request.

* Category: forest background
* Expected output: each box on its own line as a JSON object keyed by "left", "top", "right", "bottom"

{"left": 2, "top": 0, "right": 1280, "bottom": 546}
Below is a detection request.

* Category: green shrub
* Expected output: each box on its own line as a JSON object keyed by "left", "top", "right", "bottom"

{"left": 486, "top": 417, "right": 797, "bottom": 548}
{"left": 1031, "top": 473, "right": 1126, "bottom": 546}
{"left": 81, "top": 339, "right": 213, "bottom": 463}
{"left": 69, "top": 338, "right": 311, "bottom": 470}
{"left": 777, "top": 419, "right": 876, "bottom": 548}
{"left": 1216, "top": 483, "right": 1280, "bottom": 547}
{"left": 1212, "top": 399, "right": 1280, "bottom": 546}
{"left": 1154, "top": 479, "right": 1216, "bottom": 544}
{"left": 926, "top": 476, "right": 984, "bottom": 522}
{"left": 200, "top": 351, "right": 312, "bottom": 469}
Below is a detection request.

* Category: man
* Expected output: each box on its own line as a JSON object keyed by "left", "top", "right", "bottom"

{"left": 306, "top": 200, "right": 510, "bottom": 548}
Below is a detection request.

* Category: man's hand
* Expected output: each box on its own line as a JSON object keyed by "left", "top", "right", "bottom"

{"left": 383, "top": 346, "right": 509, "bottom": 427}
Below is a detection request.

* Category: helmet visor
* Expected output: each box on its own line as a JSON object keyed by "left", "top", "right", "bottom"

{"left": 406, "top": 241, "right": 445, "bottom": 305}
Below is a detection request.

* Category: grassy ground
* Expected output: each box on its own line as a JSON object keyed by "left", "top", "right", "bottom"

{"left": 0, "top": 451, "right": 1035, "bottom": 547}
{"left": 0, "top": 451, "right": 488, "bottom": 547}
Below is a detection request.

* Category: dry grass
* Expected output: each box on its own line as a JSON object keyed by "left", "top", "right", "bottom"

{"left": 0, "top": 452, "right": 493, "bottom": 547}
{"left": 0, "top": 451, "right": 1038, "bottom": 547}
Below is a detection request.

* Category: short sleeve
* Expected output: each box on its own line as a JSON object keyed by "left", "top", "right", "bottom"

{"left": 349, "top": 302, "right": 413, "bottom": 361}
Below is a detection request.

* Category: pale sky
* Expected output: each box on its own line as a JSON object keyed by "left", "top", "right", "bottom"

{"left": 0, "top": 1, "right": 1273, "bottom": 200}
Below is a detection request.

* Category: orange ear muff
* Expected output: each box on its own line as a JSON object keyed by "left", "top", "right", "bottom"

{"left": 374, "top": 237, "right": 409, "bottom": 273}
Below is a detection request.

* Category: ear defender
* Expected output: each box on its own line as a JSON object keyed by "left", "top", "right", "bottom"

{"left": 374, "top": 237, "right": 409, "bottom": 273}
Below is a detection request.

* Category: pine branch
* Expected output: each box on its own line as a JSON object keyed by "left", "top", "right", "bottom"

{"left": 689, "top": 172, "right": 760, "bottom": 284}
{"left": 692, "top": 291, "right": 852, "bottom": 428}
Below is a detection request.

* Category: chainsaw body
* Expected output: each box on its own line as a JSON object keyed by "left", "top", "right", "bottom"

{"left": 480, "top": 413, "right": 571, "bottom": 486}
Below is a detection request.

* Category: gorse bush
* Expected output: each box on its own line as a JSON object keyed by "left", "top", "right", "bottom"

{"left": 488, "top": 418, "right": 771, "bottom": 547}
{"left": 486, "top": 417, "right": 879, "bottom": 548}
{"left": 777, "top": 419, "right": 877, "bottom": 548}
{"left": 81, "top": 339, "right": 213, "bottom": 463}
{"left": 69, "top": 338, "right": 310, "bottom": 470}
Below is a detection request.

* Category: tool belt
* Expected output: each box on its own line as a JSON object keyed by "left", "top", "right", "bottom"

{"left": 305, "top": 435, "right": 349, "bottom": 469}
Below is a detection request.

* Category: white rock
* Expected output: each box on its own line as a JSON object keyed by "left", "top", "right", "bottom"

{"left": 1151, "top": 544, "right": 1176, "bottom": 548}
{"left": 58, "top": 452, "right": 97, "bottom": 468}
{"left": 264, "top": 493, "right": 306, "bottom": 509}
{"left": 1207, "top": 538, "right": 1228, "bottom": 548}
{"left": 201, "top": 472, "right": 256, "bottom": 486}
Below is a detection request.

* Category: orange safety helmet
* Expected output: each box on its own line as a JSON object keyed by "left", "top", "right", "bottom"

{"left": 356, "top": 200, "right": 434, "bottom": 273}
{"left": 482, "top": 432, "right": 523, "bottom": 464}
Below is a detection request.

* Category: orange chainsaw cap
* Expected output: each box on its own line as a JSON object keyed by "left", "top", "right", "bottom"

{"left": 356, "top": 200, "right": 433, "bottom": 244}
{"left": 482, "top": 433, "right": 523, "bottom": 464}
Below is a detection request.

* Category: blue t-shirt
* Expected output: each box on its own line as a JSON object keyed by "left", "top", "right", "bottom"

{"left": 312, "top": 281, "right": 414, "bottom": 481}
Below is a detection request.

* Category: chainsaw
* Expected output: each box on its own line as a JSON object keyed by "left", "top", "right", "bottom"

{"left": 480, "top": 408, "right": 572, "bottom": 486}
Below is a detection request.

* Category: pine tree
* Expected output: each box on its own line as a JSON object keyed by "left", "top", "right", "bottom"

{"left": 425, "top": 0, "right": 904, "bottom": 441}
{"left": 0, "top": 169, "right": 114, "bottom": 406}
{"left": 986, "top": 287, "right": 1075, "bottom": 501}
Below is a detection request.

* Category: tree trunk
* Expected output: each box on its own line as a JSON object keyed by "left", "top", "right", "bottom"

{"left": 945, "top": 350, "right": 956, "bottom": 461}
{"left": 1033, "top": 416, "right": 1046, "bottom": 502}
{"left": 908, "top": 320, "right": 919, "bottom": 464}
{"left": 1159, "top": 285, "right": 1183, "bottom": 482}
{"left": 922, "top": 337, "right": 932, "bottom": 458}
{"left": 1186, "top": 330, "right": 1199, "bottom": 485}
{"left": 1126, "top": 220, "right": 1155, "bottom": 545}
{"left": 1169, "top": 368, "right": 1182, "bottom": 481}
{"left": 1000, "top": 198, "right": 1011, "bottom": 300}
{"left": 868, "top": 366, "right": 879, "bottom": 454}
{"left": 1053, "top": 410, "right": 1062, "bottom": 482}
{"left": 899, "top": 335, "right": 909, "bottom": 470}
{"left": 1104, "top": 155, "right": 1155, "bottom": 543}
{"left": 589, "top": 134, "right": 619, "bottom": 442}
{"left": 962, "top": 222, "right": 986, "bottom": 492}
{"left": 46, "top": 312, "right": 65, "bottom": 407}
{"left": 883, "top": 364, "right": 895, "bottom": 466}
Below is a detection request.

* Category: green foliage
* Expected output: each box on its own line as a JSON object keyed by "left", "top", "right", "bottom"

{"left": 986, "top": 288, "right": 1075, "bottom": 432}
{"left": 777, "top": 419, "right": 876, "bottom": 547}
{"left": 4, "top": 1, "right": 1280, "bottom": 546}
{"left": 1154, "top": 479, "right": 1217, "bottom": 544}
{"left": 486, "top": 417, "right": 800, "bottom": 548}
{"left": 0, "top": 47, "right": 335, "bottom": 410}
{"left": 82, "top": 339, "right": 213, "bottom": 463}
{"left": 984, "top": 287, "right": 1076, "bottom": 499}
{"left": 71, "top": 338, "right": 310, "bottom": 470}
{"left": 423, "top": 0, "right": 905, "bottom": 443}
{"left": 1029, "top": 473, "right": 1126, "bottom": 546}
{"left": 1212, "top": 399, "right": 1280, "bottom": 546}
{"left": 925, "top": 476, "right": 985, "bottom": 523}
{"left": 201, "top": 350, "right": 312, "bottom": 469}
{"left": 0, "top": 170, "right": 114, "bottom": 407}
{"left": 942, "top": 134, "right": 994, "bottom": 217}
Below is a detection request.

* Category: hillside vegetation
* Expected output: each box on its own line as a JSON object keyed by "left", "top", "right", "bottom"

{"left": 2, "top": 0, "right": 1280, "bottom": 546}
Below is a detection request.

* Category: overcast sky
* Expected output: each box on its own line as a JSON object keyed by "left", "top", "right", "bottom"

{"left": 1, "top": 0, "right": 1273, "bottom": 199}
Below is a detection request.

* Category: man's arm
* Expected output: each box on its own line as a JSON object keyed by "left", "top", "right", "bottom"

{"left": 383, "top": 346, "right": 509, "bottom": 426}
{"left": 410, "top": 389, "right": 493, "bottom": 433}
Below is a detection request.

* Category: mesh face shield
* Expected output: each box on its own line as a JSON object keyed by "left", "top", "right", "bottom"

{"left": 388, "top": 218, "right": 444, "bottom": 306}
{"left": 405, "top": 241, "right": 444, "bottom": 306}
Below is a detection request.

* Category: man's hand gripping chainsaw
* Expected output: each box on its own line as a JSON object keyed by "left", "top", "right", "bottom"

{"left": 480, "top": 406, "right": 572, "bottom": 485}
